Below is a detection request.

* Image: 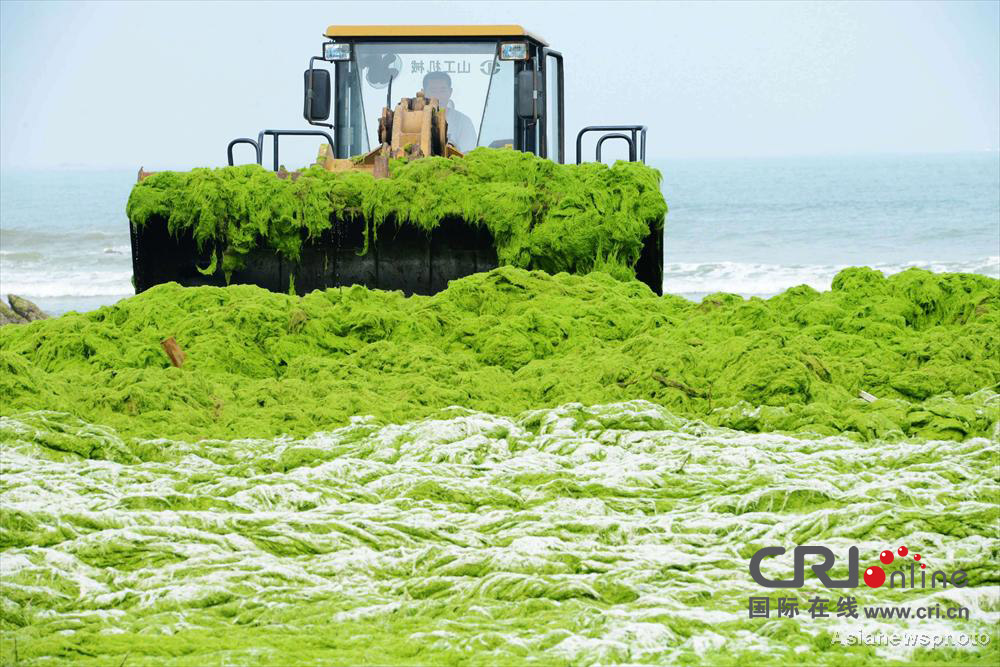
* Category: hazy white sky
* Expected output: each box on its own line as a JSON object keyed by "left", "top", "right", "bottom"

{"left": 1, "top": 0, "right": 998, "bottom": 168}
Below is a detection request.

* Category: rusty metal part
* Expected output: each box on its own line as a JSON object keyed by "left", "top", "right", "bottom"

{"left": 372, "top": 155, "right": 390, "bottom": 180}
{"left": 317, "top": 91, "right": 462, "bottom": 176}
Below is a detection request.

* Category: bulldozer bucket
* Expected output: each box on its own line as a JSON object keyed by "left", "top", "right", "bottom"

{"left": 129, "top": 142, "right": 666, "bottom": 297}
{"left": 129, "top": 214, "right": 663, "bottom": 296}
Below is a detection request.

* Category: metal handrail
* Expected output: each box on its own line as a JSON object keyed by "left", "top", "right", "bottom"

{"left": 596, "top": 133, "right": 633, "bottom": 162}
{"left": 575, "top": 125, "right": 647, "bottom": 164}
{"left": 227, "top": 130, "right": 335, "bottom": 170}
{"left": 227, "top": 138, "right": 261, "bottom": 166}
{"left": 257, "top": 129, "right": 335, "bottom": 172}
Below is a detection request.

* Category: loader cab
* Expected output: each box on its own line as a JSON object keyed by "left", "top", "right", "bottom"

{"left": 307, "top": 25, "right": 565, "bottom": 163}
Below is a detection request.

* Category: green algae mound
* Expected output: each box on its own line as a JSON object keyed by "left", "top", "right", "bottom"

{"left": 126, "top": 149, "right": 667, "bottom": 280}
{"left": 2, "top": 402, "right": 997, "bottom": 666}
{"left": 1, "top": 266, "right": 997, "bottom": 444}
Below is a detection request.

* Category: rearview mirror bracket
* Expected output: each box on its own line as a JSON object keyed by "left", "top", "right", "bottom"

{"left": 304, "top": 56, "right": 333, "bottom": 128}
{"left": 516, "top": 69, "right": 542, "bottom": 122}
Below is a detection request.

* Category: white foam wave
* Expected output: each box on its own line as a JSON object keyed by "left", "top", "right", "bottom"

{"left": 664, "top": 256, "right": 999, "bottom": 298}
{"left": 102, "top": 245, "right": 131, "bottom": 255}
{"left": 0, "top": 270, "right": 133, "bottom": 298}
{"left": 0, "top": 256, "right": 996, "bottom": 303}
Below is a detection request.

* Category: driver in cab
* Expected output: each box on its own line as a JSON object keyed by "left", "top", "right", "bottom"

{"left": 422, "top": 71, "right": 477, "bottom": 152}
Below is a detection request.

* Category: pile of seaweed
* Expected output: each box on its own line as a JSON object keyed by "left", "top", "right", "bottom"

{"left": 126, "top": 149, "right": 667, "bottom": 280}
{"left": 1, "top": 266, "right": 997, "bottom": 446}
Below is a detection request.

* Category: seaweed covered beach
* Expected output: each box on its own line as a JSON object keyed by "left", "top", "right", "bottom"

{"left": 1, "top": 265, "right": 998, "bottom": 665}
{"left": 1, "top": 265, "right": 997, "bottom": 443}
{"left": 1, "top": 401, "right": 997, "bottom": 666}
{"left": 3, "top": 2, "right": 999, "bottom": 663}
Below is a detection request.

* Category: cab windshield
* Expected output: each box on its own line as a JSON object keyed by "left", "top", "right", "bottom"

{"left": 336, "top": 41, "right": 514, "bottom": 157}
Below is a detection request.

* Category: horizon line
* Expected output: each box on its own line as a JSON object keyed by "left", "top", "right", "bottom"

{"left": 1, "top": 148, "right": 998, "bottom": 172}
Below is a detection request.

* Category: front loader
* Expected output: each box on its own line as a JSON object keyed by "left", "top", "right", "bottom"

{"left": 129, "top": 25, "right": 664, "bottom": 296}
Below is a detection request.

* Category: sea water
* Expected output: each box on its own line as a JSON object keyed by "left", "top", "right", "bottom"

{"left": 660, "top": 153, "right": 999, "bottom": 300}
{"left": 1, "top": 153, "right": 997, "bottom": 313}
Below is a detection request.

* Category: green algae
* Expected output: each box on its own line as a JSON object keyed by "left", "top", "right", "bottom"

{"left": 3, "top": 216, "right": 996, "bottom": 665}
{"left": 0, "top": 266, "right": 997, "bottom": 445}
{"left": 1, "top": 402, "right": 997, "bottom": 666}
{"left": 125, "top": 148, "right": 667, "bottom": 281}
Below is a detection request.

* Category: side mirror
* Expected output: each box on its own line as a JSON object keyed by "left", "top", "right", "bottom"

{"left": 303, "top": 68, "right": 331, "bottom": 122}
{"left": 516, "top": 70, "right": 542, "bottom": 121}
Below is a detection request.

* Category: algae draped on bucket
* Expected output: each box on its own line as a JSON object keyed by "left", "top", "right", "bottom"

{"left": 125, "top": 149, "right": 668, "bottom": 281}
{"left": 0, "top": 265, "right": 996, "bottom": 446}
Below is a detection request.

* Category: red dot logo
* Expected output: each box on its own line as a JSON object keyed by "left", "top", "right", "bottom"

{"left": 914, "top": 554, "right": 921, "bottom": 562}
{"left": 897, "top": 546, "right": 908, "bottom": 557}
{"left": 864, "top": 566, "right": 886, "bottom": 588}
{"left": 879, "top": 550, "right": 894, "bottom": 564}
{"left": 921, "top": 564, "right": 926, "bottom": 569}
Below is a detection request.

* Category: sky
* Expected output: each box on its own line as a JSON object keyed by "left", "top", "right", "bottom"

{"left": 1, "top": 0, "right": 998, "bottom": 169}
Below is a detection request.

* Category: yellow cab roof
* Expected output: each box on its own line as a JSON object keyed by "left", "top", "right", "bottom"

{"left": 324, "top": 25, "right": 548, "bottom": 46}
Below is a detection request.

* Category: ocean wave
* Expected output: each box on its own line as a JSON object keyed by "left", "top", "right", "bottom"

{"left": 1, "top": 257, "right": 997, "bottom": 303}
{"left": 0, "top": 270, "right": 133, "bottom": 298}
{"left": 0, "top": 250, "right": 44, "bottom": 262}
{"left": 664, "top": 256, "right": 1000, "bottom": 297}
{"left": 102, "top": 244, "right": 131, "bottom": 255}
{"left": 0, "top": 227, "right": 125, "bottom": 243}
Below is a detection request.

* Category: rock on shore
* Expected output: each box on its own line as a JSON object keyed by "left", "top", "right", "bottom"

{"left": 0, "top": 295, "right": 48, "bottom": 326}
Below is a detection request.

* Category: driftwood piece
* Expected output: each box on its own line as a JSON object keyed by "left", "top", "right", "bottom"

{"left": 161, "top": 337, "right": 186, "bottom": 368}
